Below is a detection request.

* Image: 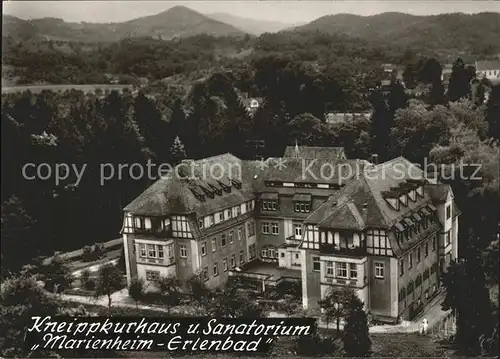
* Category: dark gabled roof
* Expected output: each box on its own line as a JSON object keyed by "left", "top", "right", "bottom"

{"left": 319, "top": 202, "right": 366, "bottom": 230}
{"left": 305, "top": 157, "right": 440, "bottom": 228}
{"left": 476, "top": 60, "right": 500, "bottom": 71}
{"left": 124, "top": 153, "right": 254, "bottom": 216}
{"left": 283, "top": 146, "right": 346, "bottom": 160}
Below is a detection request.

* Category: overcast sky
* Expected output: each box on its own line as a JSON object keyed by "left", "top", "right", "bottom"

{"left": 4, "top": 1, "right": 500, "bottom": 24}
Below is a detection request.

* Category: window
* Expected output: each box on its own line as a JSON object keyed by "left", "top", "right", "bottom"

{"left": 425, "top": 241, "right": 429, "bottom": 257}
{"left": 199, "top": 218, "right": 204, "bottom": 229}
{"left": 249, "top": 244, "right": 256, "bottom": 259}
{"left": 446, "top": 205, "right": 451, "bottom": 220}
{"left": 201, "top": 242, "right": 207, "bottom": 256}
{"left": 294, "top": 224, "right": 302, "bottom": 238}
{"left": 219, "top": 211, "right": 225, "bottom": 222}
{"left": 234, "top": 206, "right": 241, "bottom": 217}
{"left": 238, "top": 227, "right": 243, "bottom": 241}
{"left": 223, "top": 258, "right": 228, "bottom": 272}
{"left": 213, "top": 263, "right": 219, "bottom": 277}
{"left": 408, "top": 252, "right": 413, "bottom": 269}
{"left": 294, "top": 202, "right": 311, "bottom": 213}
{"left": 281, "top": 252, "right": 285, "bottom": 258}
{"left": 262, "top": 247, "right": 268, "bottom": 258}
{"left": 262, "top": 200, "right": 278, "bottom": 211}
{"left": 180, "top": 245, "right": 187, "bottom": 258}
{"left": 239, "top": 250, "right": 245, "bottom": 264}
{"left": 147, "top": 244, "right": 157, "bottom": 258}
{"left": 172, "top": 216, "right": 192, "bottom": 238}
{"left": 139, "top": 244, "right": 146, "bottom": 257}
{"left": 221, "top": 234, "right": 227, "bottom": 247}
{"left": 313, "top": 256, "right": 321, "bottom": 272}
{"left": 417, "top": 247, "right": 421, "bottom": 263}
{"left": 375, "top": 262, "right": 385, "bottom": 279}
{"left": 400, "top": 258, "right": 404, "bottom": 276}
{"left": 229, "top": 231, "right": 234, "bottom": 244}
{"left": 262, "top": 222, "right": 270, "bottom": 234}
{"left": 167, "top": 244, "right": 173, "bottom": 259}
{"left": 432, "top": 235, "right": 437, "bottom": 251}
{"left": 326, "top": 261, "right": 334, "bottom": 276}
{"left": 268, "top": 247, "right": 276, "bottom": 258}
{"left": 158, "top": 246, "right": 164, "bottom": 259}
{"left": 211, "top": 238, "right": 217, "bottom": 252}
{"left": 146, "top": 270, "right": 160, "bottom": 282}
{"left": 209, "top": 215, "right": 215, "bottom": 226}
{"left": 336, "top": 262, "right": 348, "bottom": 278}
{"left": 445, "top": 231, "right": 451, "bottom": 246}
{"left": 367, "top": 229, "right": 390, "bottom": 256}
{"left": 247, "top": 221, "right": 255, "bottom": 237}
{"left": 271, "top": 223, "right": 279, "bottom": 235}
{"left": 227, "top": 209, "right": 232, "bottom": 219}
{"left": 202, "top": 266, "right": 209, "bottom": 282}
{"left": 349, "top": 263, "right": 357, "bottom": 279}
{"left": 231, "top": 254, "right": 236, "bottom": 268}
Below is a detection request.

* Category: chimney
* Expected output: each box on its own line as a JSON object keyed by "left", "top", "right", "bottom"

{"left": 371, "top": 154, "right": 379, "bottom": 165}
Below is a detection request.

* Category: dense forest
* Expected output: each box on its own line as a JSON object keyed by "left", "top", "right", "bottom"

{"left": 2, "top": 51, "right": 499, "bottom": 276}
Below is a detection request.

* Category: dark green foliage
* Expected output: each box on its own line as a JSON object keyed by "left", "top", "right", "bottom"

{"left": 94, "top": 263, "right": 124, "bottom": 309}
{"left": 156, "top": 275, "right": 182, "bottom": 313}
{"left": 448, "top": 58, "right": 474, "bottom": 102}
{"left": 342, "top": 290, "right": 371, "bottom": 357}
{"left": 486, "top": 85, "right": 500, "bottom": 142}
{"left": 294, "top": 321, "right": 337, "bottom": 356}
{"left": 128, "top": 277, "right": 145, "bottom": 310}
{"left": 441, "top": 246, "right": 495, "bottom": 356}
{"left": 0, "top": 275, "right": 60, "bottom": 358}
{"left": 207, "top": 278, "right": 267, "bottom": 318}
{"left": 0, "top": 195, "right": 39, "bottom": 276}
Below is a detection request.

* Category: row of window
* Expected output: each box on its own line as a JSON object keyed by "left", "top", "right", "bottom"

{"left": 172, "top": 216, "right": 192, "bottom": 238}
{"left": 261, "top": 245, "right": 279, "bottom": 259}
{"left": 260, "top": 199, "right": 311, "bottom": 213}
{"left": 399, "top": 236, "right": 437, "bottom": 275}
{"left": 396, "top": 214, "right": 436, "bottom": 245}
{"left": 201, "top": 250, "right": 247, "bottom": 281}
{"left": 198, "top": 201, "right": 254, "bottom": 230}
{"left": 398, "top": 263, "right": 438, "bottom": 302}
{"left": 386, "top": 186, "right": 424, "bottom": 211}
{"left": 265, "top": 181, "right": 341, "bottom": 189}
{"left": 311, "top": 257, "right": 386, "bottom": 279}
{"left": 138, "top": 243, "right": 174, "bottom": 260}
{"left": 262, "top": 222, "right": 280, "bottom": 235}
{"left": 200, "top": 227, "right": 245, "bottom": 256}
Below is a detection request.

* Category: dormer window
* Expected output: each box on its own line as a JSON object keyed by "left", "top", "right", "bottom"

{"left": 385, "top": 197, "right": 400, "bottom": 211}
{"left": 199, "top": 218, "right": 204, "bottom": 229}
{"left": 293, "top": 193, "right": 312, "bottom": 213}
{"left": 399, "top": 194, "right": 408, "bottom": 207}
{"left": 208, "top": 183, "right": 222, "bottom": 196}
{"left": 190, "top": 188, "right": 206, "bottom": 201}
{"left": 217, "top": 180, "right": 231, "bottom": 193}
{"left": 199, "top": 185, "right": 215, "bottom": 198}
{"left": 283, "top": 182, "right": 294, "bottom": 187}
{"left": 230, "top": 178, "right": 242, "bottom": 189}
{"left": 416, "top": 186, "right": 424, "bottom": 197}
{"left": 409, "top": 190, "right": 416, "bottom": 202}
{"left": 209, "top": 215, "right": 215, "bottom": 226}
{"left": 262, "top": 200, "right": 278, "bottom": 211}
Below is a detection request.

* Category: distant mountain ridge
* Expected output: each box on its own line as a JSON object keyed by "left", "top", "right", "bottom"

{"left": 3, "top": 6, "right": 246, "bottom": 42}
{"left": 207, "top": 13, "right": 297, "bottom": 35}
{"left": 291, "top": 12, "right": 500, "bottom": 52}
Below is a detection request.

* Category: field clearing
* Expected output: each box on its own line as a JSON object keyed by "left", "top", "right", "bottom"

{"left": 1, "top": 84, "right": 134, "bottom": 94}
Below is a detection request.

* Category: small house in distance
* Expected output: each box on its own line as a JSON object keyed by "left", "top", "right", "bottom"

{"left": 241, "top": 97, "right": 263, "bottom": 116}
{"left": 475, "top": 60, "right": 500, "bottom": 81}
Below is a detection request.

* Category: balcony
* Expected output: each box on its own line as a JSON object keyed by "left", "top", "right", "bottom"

{"left": 134, "top": 227, "right": 172, "bottom": 238}
{"left": 284, "top": 235, "right": 302, "bottom": 247}
{"left": 319, "top": 243, "right": 367, "bottom": 257}
{"left": 136, "top": 256, "right": 175, "bottom": 266}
